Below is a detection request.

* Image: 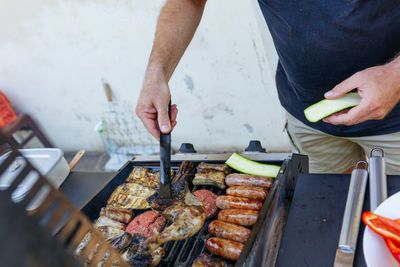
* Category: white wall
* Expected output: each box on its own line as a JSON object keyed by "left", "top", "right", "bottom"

{"left": 0, "top": 0, "right": 290, "bottom": 153}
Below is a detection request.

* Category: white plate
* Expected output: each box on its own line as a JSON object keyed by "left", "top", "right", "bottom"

{"left": 363, "top": 191, "right": 400, "bottom": 267}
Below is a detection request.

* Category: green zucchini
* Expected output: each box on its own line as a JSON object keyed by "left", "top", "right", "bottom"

{"left": 225, "top": 152, "right": 280, "bottom": 178}
{"left": 304, "top": 92, "right": 361, "bottom": 123}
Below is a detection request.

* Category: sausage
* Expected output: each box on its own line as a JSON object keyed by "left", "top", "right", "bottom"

{"left": 225, "top": 173, "right": 274, "bottom": 188}
{"left": 218, "top": 209, "right": 259, "bottom": 226}
{"left": 216, "top": 195, "right": 263, "bottom": 210}
{"left": 226, "top": 186, "right": 268, "bottom": 201}
{"left": 208, "top": 220, "right": 250, "bottom": 243}
{"left": 206, "top": 237, "right": 244, "bottom": 261}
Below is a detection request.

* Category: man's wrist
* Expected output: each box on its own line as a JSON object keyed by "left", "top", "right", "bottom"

{"left": 145, "top": 62, "right": 168, "bottom": 84}
{"left": 386, "top": 54, "right": 400, "bottom": 101}
{"left": 388, "top": 54, "right": 400, "bottom": 69}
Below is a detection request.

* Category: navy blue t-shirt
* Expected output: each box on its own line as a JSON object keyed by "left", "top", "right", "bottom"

{"left": 258, "top": 0, "right": 400, "bottom": 137}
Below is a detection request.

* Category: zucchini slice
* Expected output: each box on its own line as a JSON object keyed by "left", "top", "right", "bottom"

{"left": 225, "top": 152, "right": 280, "bottom": 178}
{"left": 304, "top": 92, "right": 361, "bottom": 123}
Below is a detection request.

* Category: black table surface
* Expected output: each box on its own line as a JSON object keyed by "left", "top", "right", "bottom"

{"left": 276, "top": 174, "right": 400, "bottom": 267}
{"left": 59, "top": 171, "right": 114, "bottom": 209}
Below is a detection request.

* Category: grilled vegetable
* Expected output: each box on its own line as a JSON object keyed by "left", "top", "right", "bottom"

{"left": 225, "top": 153, "right": 280, "bottom": 178}
{"left": 304, "top": 92, "right": 361, "bottom": 123}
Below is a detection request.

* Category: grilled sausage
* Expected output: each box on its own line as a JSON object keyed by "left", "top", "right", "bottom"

{"left": 216, "top": 195, "right": 263, "bottom": 211}
{"left": 225, "top": 173, "right": 274, "bottom": 188}
{"left": 206, "top": 237, "right": 244, "bottom": 261}
{"left": 226, "top": 186, "right": 268, "bottom": 201}
{"left": 208, "top": 220, "right": 250, "bottom": 243}
{"left": 218, "top": 209, "right": 259, "bottom": 226}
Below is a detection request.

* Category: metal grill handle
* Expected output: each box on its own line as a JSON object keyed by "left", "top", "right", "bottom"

{"left": 369, "top": 148, "right": 387, "bottom": 211}
{"left": 338, "top": 161, "right": 368, "bottom": 253}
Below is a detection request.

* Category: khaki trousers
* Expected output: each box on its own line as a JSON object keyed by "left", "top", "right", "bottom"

{"left": 285, "top": 112, "right": 400, "bottom": 174}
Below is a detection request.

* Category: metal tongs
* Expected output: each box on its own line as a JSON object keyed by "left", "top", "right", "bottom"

{"left": 158, "top": 99, "right": 173, "bottom": 201}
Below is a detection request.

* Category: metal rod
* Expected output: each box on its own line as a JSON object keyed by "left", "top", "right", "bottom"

{"left": 338, "top": 161, "right": 368, "bottom": 252}
{"left": 369, "top": 148, "right": 387, "bottom": 211}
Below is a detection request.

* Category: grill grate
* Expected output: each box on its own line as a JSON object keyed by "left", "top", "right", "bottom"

{"left": 81, "top": 154, "right": 308, "bottom": 267}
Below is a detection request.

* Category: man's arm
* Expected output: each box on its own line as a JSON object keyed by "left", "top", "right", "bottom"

{"left": 323, "top": 55, "right": 400, "bottom": 126}
{"left": 136, "top": 0, "right": 207, "bottom": 140}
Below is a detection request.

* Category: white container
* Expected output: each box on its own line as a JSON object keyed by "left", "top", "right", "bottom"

{"left": 0, "top": 148, "right": 70, "bottom": 209}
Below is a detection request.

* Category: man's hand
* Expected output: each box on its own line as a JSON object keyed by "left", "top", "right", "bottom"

{"left": 136, "top": 68, "right": 178, "bottom": 140}
{"left": 323, "top": 58, "right": 400, "bottom": 126}
{"left": 135, "top": 0, "right": 206, "bottom": 139}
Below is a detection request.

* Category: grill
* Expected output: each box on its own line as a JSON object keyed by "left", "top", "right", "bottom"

{"left": 0, "top": 133, "right": 308, "bottom": 266}
{"left": 81, "top": 149, "right": 308, "bottom": 266}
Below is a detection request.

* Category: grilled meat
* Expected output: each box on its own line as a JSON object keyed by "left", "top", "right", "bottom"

{"left": 147, "top": 161, "right": 205, "bottom": 247}
{"left": 197, "top": 162, "right": 230, "bottom": 174}
{"left": 110, "top": 232, "right": 132, "bottom": 252}
{"left": 148, "top": 200, "right": 205, "bottom": 247}
{"left": 95, "top": 216, "right": 126, "bottom": 231}
{"left": 107, "top": 183, "right": 155, "bottom": 210}
{"left": 225, "top": 173, "right": 273, "bottom": 188}
{"left": 217, "top": 209, "right": 259, "bottom": 226}
{"left": 208, "top": 220, "right": 250, "bottom": 244}
{"left": 126, "top": 211, "right": 165, "bottom": 239}
{"left": 126, "top": 167, "right": 175, "bottom": 189}
{"left": 206, "top": 237, "right": 243, "bottom": 261}
{"left": 192, "top": 253, "right": 229, "bottom": 267}
{"left": 216, "top": 195, "right": 263, "bottom": 211}
{"left": 100, "top": 207, "right": 134, "bottom": 224}
{"left": 226, "top": 186, "right": 268, "bottom": 201}
{"left": 193, "top": 170, "right": 226, "bottom": 189}
{"left": 193, "top": 190, "right": 218, "bottom": 219}
{"left": 122, "top": 234, "right": 165, "bottom": 267}
{"left": 172, "top": 161, "right": 196, "bottom": 183}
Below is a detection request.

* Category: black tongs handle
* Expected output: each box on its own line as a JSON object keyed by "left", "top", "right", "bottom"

{"left": 159, "top": 99, "right": 172, "bottom": 199}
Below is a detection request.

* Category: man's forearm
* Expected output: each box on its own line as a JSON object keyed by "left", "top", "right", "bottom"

{"left": 146, "top": 0, "right": 206, "bottom": 81}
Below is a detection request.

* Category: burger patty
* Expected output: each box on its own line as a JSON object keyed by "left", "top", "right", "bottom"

{"left": 193, "top": 189, "right": 218, "bottom": 219}
{"left": 126, "top": 211, "right": 165, "bottom": 238}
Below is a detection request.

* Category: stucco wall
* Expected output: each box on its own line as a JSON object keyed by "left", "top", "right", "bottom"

{"left": 0, "top": 0, "right": 290, "bottom": 153}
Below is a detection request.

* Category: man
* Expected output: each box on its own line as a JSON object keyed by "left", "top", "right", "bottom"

{"left": 136, "top": 0, "right": 400, "bottom": 173}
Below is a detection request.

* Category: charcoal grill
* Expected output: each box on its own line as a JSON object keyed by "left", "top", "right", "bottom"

{"left": 81, "top": 142, "right": 308, "bottom": 267}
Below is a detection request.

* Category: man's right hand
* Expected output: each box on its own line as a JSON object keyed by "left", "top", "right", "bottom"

{"left": 135, "top": 0, "right": 206, "bottom": 140}
{"left": 136, "top": 71, "right": 178, "bottom": 141}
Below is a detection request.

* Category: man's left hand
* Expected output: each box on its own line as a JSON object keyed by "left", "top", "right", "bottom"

{"left": 323, "top": 58, "right": 400, "bottom": 126}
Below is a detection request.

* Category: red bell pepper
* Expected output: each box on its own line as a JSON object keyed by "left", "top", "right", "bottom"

{"left": 362, "top": 211, "right": 400, "bottom": 263}
{"left": 362, "top": 211, "right": 400, "bottom": 244}
{"left": 385, "top": 237, "right": 400, "bottom": 263}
